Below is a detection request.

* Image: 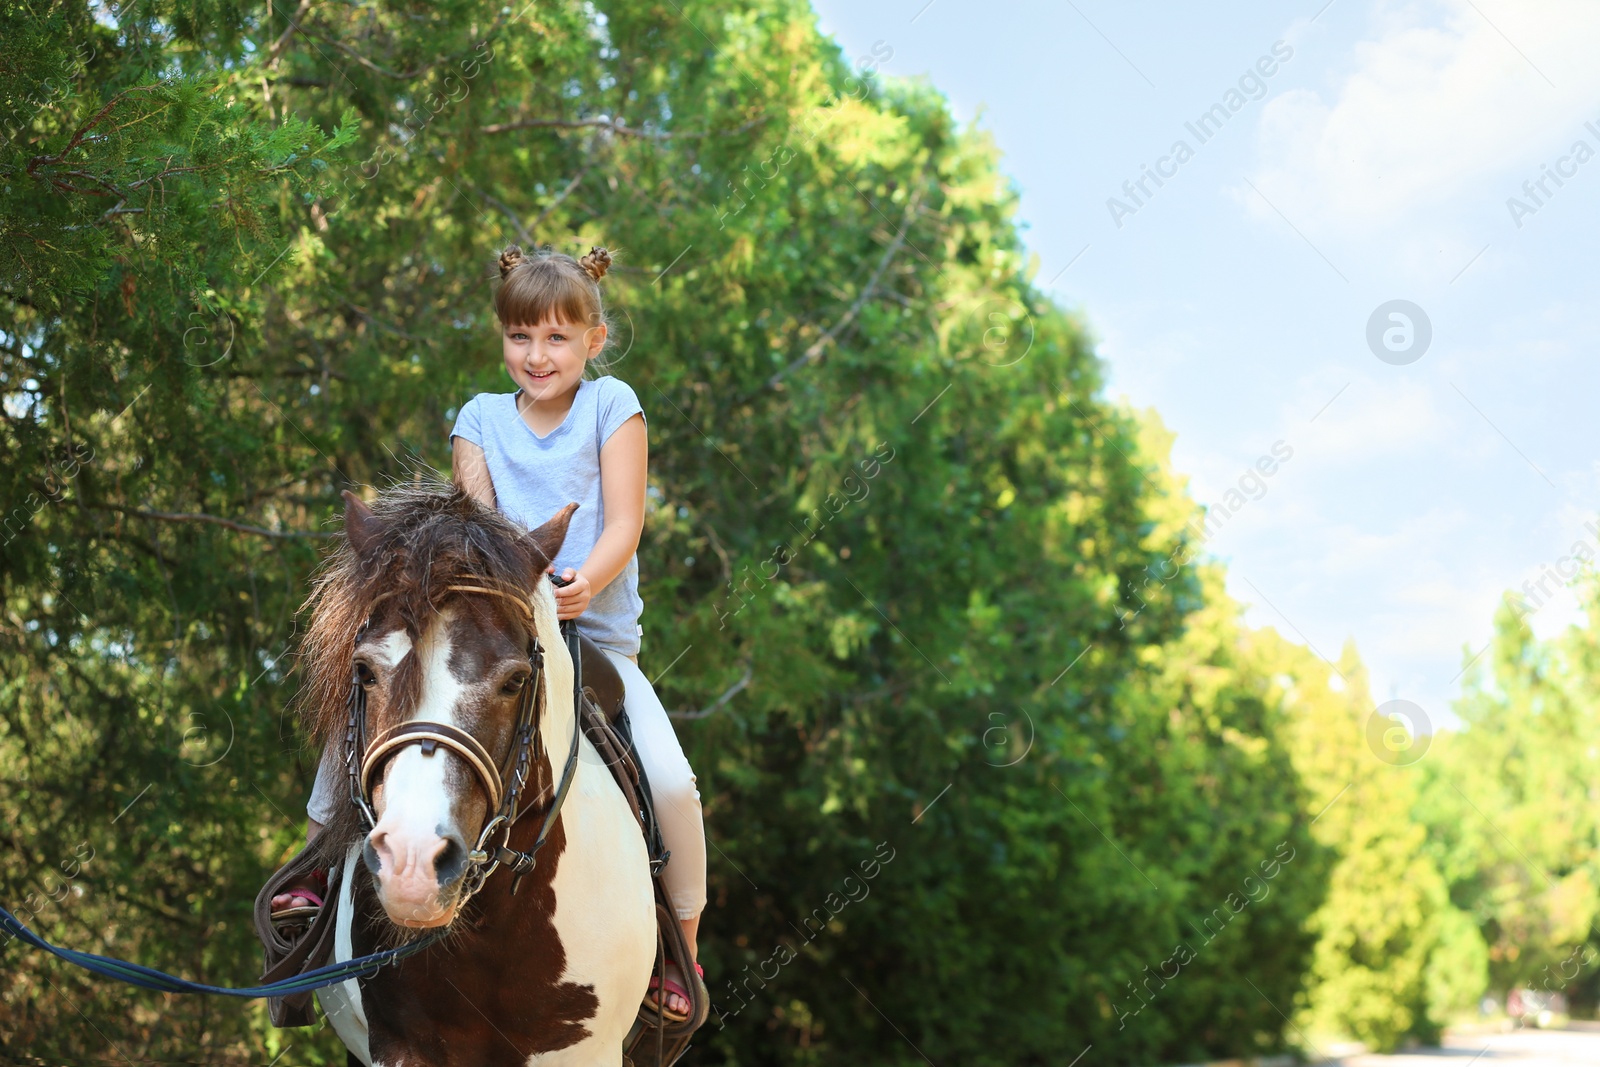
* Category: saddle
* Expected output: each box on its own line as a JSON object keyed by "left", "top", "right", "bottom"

{"left": 252, "top": 626, "right": 708, "bottom": 1067}
{"left": 574, "top": 628, "right": 627, "bottom": 723}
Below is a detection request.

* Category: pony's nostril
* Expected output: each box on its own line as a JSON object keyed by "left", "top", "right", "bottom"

{"left": 434, "top": 836, "right": 467, "bottom": 886}
{"left": 363, "top": 836, "right": 384, "bottom": 876}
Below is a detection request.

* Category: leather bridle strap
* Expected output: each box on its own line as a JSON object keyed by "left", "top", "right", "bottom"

{"left": 360, "top": 721, "right": 505, "bottom": 815}
{"left": 484, "top": 681, "right": 581, "bottom": 894}
{"left": 346, "top": 578, "right": 581, "bottom": 900}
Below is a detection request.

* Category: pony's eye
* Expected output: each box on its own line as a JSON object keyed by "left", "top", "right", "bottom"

{"left": 356, "top": 662, "right": 378, "bottom": 690}
{"left": 501, "top": 673, "right": 528, "bottom": 695}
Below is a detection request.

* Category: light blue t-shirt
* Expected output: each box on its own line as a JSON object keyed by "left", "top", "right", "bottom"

{"left": 450, "top": 377, "right": 646, "bottom": 656}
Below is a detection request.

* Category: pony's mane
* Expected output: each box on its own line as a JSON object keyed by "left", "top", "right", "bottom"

{"left": 294, "top": 482, "right": 542, "bottom": 753}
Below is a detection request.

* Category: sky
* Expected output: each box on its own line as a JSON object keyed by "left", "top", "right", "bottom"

{"left": 807, "top": 0, "right": 1600, "bottom": 730}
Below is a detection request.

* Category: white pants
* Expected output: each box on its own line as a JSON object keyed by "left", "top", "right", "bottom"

{"left": 602, "top": 649, "right": 707, "bottom": 921}
{"left": 304, "top": 648, "right": 707, "bottom": 921}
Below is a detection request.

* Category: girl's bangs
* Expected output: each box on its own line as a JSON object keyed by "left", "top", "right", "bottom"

{"left": 496, "top": 269, "right": 595, "bottom": 327}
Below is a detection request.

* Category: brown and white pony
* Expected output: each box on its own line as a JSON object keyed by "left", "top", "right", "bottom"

{"left": 299, "top": 487, "right": 656, "bottom": 1066}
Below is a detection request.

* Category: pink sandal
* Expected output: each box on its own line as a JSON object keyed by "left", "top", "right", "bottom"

{"left": 644, "top": 961, "right": 703, "bottom": 1022}
{"left": 269, "top": 869, "right": 327, "bottom": 932}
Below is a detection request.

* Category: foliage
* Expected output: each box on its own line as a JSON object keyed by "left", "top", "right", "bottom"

{"left": 1251, "top": 635, "right": 1460, "bottom": 1051}
{"left": 1417, "top": 584, "right": 1600, "bottom": 1015}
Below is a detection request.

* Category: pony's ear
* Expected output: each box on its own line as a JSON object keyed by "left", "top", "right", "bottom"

{"left": 342, "top": 489, "right": 383, "bottom": 555}
{"left": 522, "top": 503, "right": 578, "bottom": 572}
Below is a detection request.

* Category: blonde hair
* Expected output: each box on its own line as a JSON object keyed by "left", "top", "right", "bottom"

{"left": 494, "top": 244, "right": 614, "bottom": 365}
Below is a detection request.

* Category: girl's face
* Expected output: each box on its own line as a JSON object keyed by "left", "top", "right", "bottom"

{"left": 501, "top": 317, "right": 607, "bottom": 403}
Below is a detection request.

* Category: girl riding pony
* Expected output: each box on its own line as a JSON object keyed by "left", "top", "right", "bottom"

{"left": 277, "top": 243, "right": 707, "bottom": 1020}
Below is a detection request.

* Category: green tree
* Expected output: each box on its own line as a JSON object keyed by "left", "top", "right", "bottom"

{"left": 1251, "top": 631, "right": 1478, "bottom": 1052}
{"left": 1417, "top": 583, "right": 1600, "bottom": 1013}
{"left": 2, "top": 0, "right": 350, "bottom": 1059}
{"left": 3, "top": 1, "right": 1336, "bottom": 1063}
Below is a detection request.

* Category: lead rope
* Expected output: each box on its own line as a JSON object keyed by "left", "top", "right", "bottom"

{"left": 0, "top": 907, "right": 444, "bottom": 998}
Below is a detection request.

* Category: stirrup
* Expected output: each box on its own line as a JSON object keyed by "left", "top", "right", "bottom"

{"left": 643, "top": 961, "right": 704, "bottom": 1024}
{"left": 269, "top": 891, "right": 323, "bottom": 935}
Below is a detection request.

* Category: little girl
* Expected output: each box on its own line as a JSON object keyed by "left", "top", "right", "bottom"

{"left": 276, "top": 244, "right": 707, "bottom": 1019}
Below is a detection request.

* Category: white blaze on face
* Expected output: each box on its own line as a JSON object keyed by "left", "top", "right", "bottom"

{"left": 366, "top": 612, "right": 474, "bottom": 926}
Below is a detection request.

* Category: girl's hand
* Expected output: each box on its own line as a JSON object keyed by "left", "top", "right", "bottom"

{"left": 551, "top": 566, "right": 592, "bottom": 620}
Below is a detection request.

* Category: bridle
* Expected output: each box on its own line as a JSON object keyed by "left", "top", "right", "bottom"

{"left": 343, "top": 582, "right": 581, "bottom": 900}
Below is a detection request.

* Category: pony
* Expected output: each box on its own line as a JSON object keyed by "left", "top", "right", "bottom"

{"left": 298, "top": 486, "right": 657, "bottom": 1066}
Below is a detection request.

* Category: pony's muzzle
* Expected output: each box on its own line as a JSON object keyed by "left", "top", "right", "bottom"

{"left": 365, "top": 822, "right": 471, "bottom": 927}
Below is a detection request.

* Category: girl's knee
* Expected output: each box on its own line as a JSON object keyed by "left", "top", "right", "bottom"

{"left": 638, "top": 745, "right": 697, "bottom": 796}
{"left": 652, "top": 769, "right": 702, "bottom": 814}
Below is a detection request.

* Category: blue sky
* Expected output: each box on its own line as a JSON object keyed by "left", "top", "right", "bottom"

{"left": 808, "top": 0, "right": 1600, "bottom": 729}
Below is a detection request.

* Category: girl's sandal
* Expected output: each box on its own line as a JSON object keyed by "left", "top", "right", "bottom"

{"left": 643, "top": 961, "right": 704, "bottom": 1023}
{"left": 270, "top": 891, "right": 323, "bottom": 933}
{"left": 269, "top": 868, "right": 328, "bottom": 935}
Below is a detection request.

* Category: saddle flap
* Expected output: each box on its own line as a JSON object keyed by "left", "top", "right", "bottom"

{"left": 574, "top": 630, "right": 627, "bottom": 723}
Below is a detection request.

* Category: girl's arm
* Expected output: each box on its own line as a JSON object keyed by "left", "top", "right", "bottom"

{"left": 452, "top": 437, "right": 497, "bottom": 508}
{"left": 554, "top": 412, "right": 646, "bottom": 620}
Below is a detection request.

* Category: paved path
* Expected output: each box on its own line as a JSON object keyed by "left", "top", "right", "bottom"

{"left": 1334, "top": 1027, "right": 1600, "bottom": 1066}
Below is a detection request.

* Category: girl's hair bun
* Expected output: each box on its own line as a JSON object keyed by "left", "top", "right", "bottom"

{"left": 578, "top": 246, "right": 612, "bottom": 281}
{"left": 498, "top": 245, "right": 526, "bottom": 279}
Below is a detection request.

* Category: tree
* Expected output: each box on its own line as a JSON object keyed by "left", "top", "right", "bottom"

{"left": 3, "top": 1, "right": 1339, "bottom": 1062}
{"left": 1252, "top": 631, "right": 1478, "bottom": 1052}
{"left": 1417, "top": 584, "right": 1600, "bottom": 1015}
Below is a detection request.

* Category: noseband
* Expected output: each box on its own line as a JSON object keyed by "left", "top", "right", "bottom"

{"left": 343, "top": 582, "right": 582, "bottom": 899}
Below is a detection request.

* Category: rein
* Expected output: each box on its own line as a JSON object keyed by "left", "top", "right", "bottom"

{"left": 347, "top": 581, "right": 581, "bottom": 898}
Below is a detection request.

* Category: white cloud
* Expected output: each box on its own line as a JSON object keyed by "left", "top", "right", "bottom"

{"left": 1245, "top": 0, "right": 1600, "bottom": 237}
{"left": 1297, "top": 375, "right": 1454, "bottom": 462}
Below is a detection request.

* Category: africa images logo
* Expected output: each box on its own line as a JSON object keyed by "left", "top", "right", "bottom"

{"left": 1366, "top": 300, "right": 1432, "bottom": 365}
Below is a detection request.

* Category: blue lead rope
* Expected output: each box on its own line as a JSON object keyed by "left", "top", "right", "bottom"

{"left": 0, "top": 907, "right": 444, "bottom": 998}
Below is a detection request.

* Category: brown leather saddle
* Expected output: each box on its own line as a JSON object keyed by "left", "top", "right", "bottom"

{"left": 253, "top": 627, "right": 707, "bottom": 1066}
{"left": 573, "top": 629, "right": 627, "bottom": 723}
